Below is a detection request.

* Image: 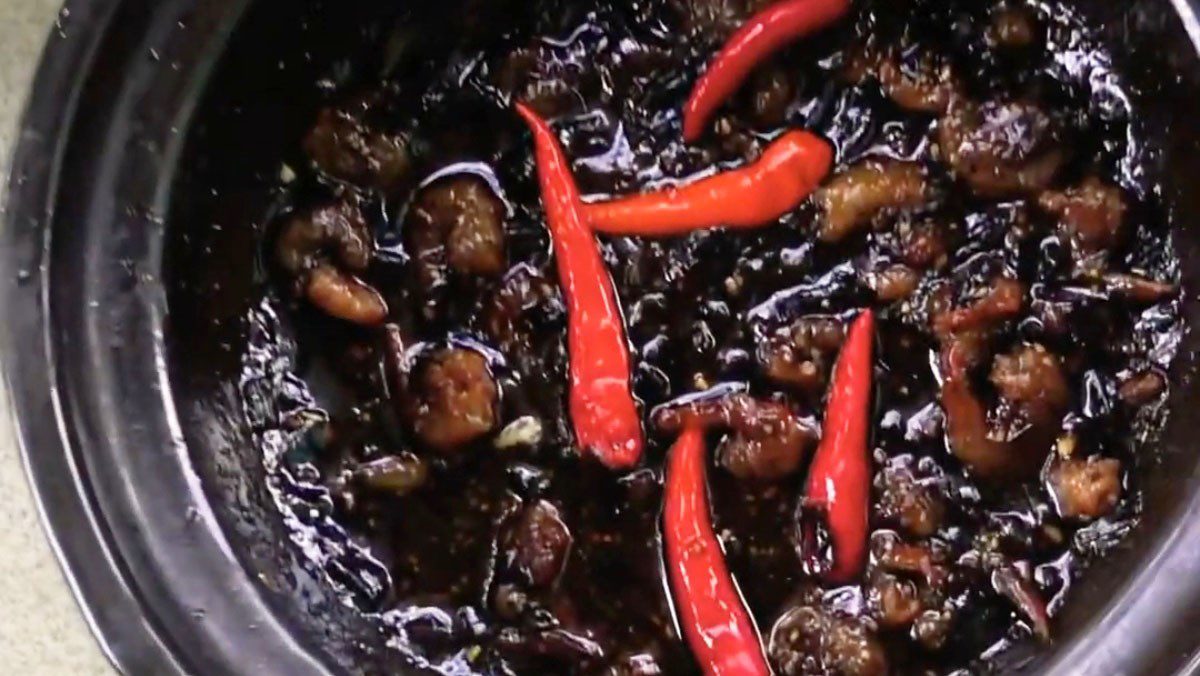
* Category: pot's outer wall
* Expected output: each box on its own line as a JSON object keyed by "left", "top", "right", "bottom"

{"left": 6, "top": 0, "right": 1200, "bottom": 674}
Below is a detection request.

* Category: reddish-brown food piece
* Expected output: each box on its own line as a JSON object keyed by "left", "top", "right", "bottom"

{"left": 932, "top": 277, "right": 1024, "bottom": 337}
{"left": 817, "top": 160, "right": 931, "bottom": 243}
{"left": 391, "top": 339, "right": 499, "bottom": 454}
{"left": 758, "top": 315, "right": 847, "bottom": 393}
{"left": 303, "top": 101, "right": 411, "bottom": 193}
{"left": 869, "top": 572, "right": 924, "bottom": 629}
{"left": 1047, "top": 456, "right": 1122, "bottom": 520}
{"left": 940, "top": 341, "right": 1069, "bottom": 480}
{"left": 848, "top": 46, "right": 961, "bottom": 114}
{"left": 501, "top": 499, "right": 574, "bottom": 587}
{"left": 937, "top": 100, "right": 1065, "bottom": 197}
{"left": 865, "top": 264, "right": 921, "bottom": 303}
{"left": 1102, "top": 272, "right": 1179, "bottom": 305}
{"left": 1037, "top": 177, "right": 1127, "bottom": 255}
{"left": 655, "top": 391, "right": 818, "bottom": 481}
{"left": 877, "top": 466, "right": 946, "bottom": 538}
{"left": 406, "top": 176, "right": 507, "bottom": 314}
{"left": 992, "top": 565, "right": 1052, "bottom": 642}
{"left": 767, "top": 591, "right": 889, "bottom": 676}
{"left": 275, "top": 200, "right": 388, "bottom": 325}
{"left": 1118, "top": 368, "right": 1167, "bottom": 407}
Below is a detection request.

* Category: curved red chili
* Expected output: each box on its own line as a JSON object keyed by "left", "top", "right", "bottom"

{"left": 515, "top": 102, "right": 644, "bottom": 469}
{"left": 664, "top": 426, "right": 771, "bottom": 676}
{"left": 682, "top": 0, "right": 852, "bottom": 142}
{"left": 800, "top": 308, "right": 874, "bottom": 583}
{"left": 582, "top": 130, "right": 832, "bottom": 236}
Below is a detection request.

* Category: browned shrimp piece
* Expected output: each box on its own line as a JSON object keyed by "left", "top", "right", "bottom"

{"left": 303, "top": 101, "right": 412, "bottom": 193}
{"left": 1047, "top": 456, "right": 1122, "bottom": 520}
{"left": 877, "top": 466, "right": 946, "bottom": 538}
{"left": 991, "top": 565, "right": 1051, "bottom": 642}
{"left": 654, "top": 392, "right": 818, "bottom": 481}
{"left": 898, "top": 220, "right": 949, "bottom": 269}
{"left": 407, "top": 176, "right": 507, "bottom": 291}
{"left": 389, "top": 334, "right": 499, "bottom": 453}
{"left": 1037, "top": 177, "right": 1127, "bottom": 255}
{"left": 932, "top": 277, "right": 1024, "bottom": 336}
{"left": 868, "top": 572, "right": 924, "bottom": 629}
{"left": 501, "top": 499, "right": 573, "bottom": 587}
{"left": 871, "top": 531, "right": 948, "bottom": 589}
{"left": 865, "top": 264, "right": 921, "bottom": 303}
{"left": 940, "top": 341, "right": 1068, "bottom": 480}
{"left": 938, "top": 100, "right": 1065, "bottom": 197}
{"left": 817, "top": 160, "right": 931, "bottom": 243}
{"left": 767, "top": 591, "right": 889, "bottom": 676}
{"left": 276, "top": 200, "right": 388, "bottom": 325}
{"left": 1118, "top": 368, "right": 1167, "bottom": 407}
{"left": 990, "top": 343, "right": 1071, "bottom": 424}
{"left": 1102, "top": 272, "right": 1178, "bottom": 305}
{"left": 877, "top": 49, "right": 962, "bottom": 115}
{"left": 757, "top": 316, "right": 847, "bottom": 393}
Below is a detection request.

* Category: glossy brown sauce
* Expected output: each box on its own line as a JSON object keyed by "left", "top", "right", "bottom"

{"left": 240, "top": 0, "right": 1183, "bottom": 673}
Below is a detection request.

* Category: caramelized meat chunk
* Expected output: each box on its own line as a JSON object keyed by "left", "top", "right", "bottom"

{"left": 865, "top": 264, "right": 921, "bottom": 303}
{"left": 938, "top": 100, "right": 1064, "bottom": 197}
{"left": 655, "top": 392, "right": 817, "bottom": 481}
{"left": 932, "top": 277, "right": 1024, "bottom": 337}
{"left": 1037, "top": 177, "right": 1127, "bottom": 255}
{"left": 817, "top": 160, "right": 931, "bottom": 243}
{"left": 758, "top": 316, "right": 847, "bottom": 393}
{"left": 501, "top": 499, "right": 573, "bottom": 587}
{"left": 989, "top": 343, "right": 1071, "bottom": 424}
{"left": 1118, "top": 368, "right": 1167, "bottom": 407}
{"left": 877, "top": 466, "right": 946, "bottom": 538}
{"left": 869, "top": 572, "right": 924, "bottom": 629}
{"left": 991, "top": 565, "right": 1051, "bottom": 642}
{"left": 767, "top": 594, "right": 889, "bottom": 676}
{"left": 941, "top": 341, "right": 1069, "bottom": 480}
{"left": 407, "top": 176, "right": 507, "bottom": 293}
{"left": 1102, "top": 272, "right": 1178, "bottom": 305}
{"left": 877, "top": 48, "right": 962, "bottom": 114}
{"left": 303, "top": 102, "right": 411, "bottom": 193}
{"left": 401, "top": 346, "right": 499, "bottom": 453}
{"left": 1047, "top": 456, "right": 1122, "bottom": 520}
{"left": 275, "top": 200, "right": 387, "bottom": 325}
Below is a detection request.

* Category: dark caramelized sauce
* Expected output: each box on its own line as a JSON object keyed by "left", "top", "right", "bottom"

{"left": 238, "top": 0, "right": 1183, "bottom": 672}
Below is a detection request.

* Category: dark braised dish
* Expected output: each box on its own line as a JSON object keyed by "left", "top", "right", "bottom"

{"left": 245, "top": 0, "right": 1183, "bottom": 672}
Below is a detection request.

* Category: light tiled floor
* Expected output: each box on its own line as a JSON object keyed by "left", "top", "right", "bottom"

{"left": 0, "top": 0, "right": 113, "bottom": 673}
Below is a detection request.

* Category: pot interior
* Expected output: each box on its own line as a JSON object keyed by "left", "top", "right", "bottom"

{"left": 160, "top": 0, "right": 1200, "bottom": 672}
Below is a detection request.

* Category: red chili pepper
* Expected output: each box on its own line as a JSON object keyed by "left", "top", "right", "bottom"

{"left": 682, "top": 0, "right": 852, "bottom": 143}
{"left": 800, "top": 308, "right": 874, "bottom": 583}
{"left": 515, "top": 102, "right": 644, "bottom": 469}
{"left": 664, "top": 426, "right": 771, "bottom": 676}
{"left": 582, "top": 130, "right": 831, "bottom": 237}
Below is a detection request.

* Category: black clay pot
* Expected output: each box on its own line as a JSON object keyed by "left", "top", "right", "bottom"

{"left": 7, "top": 0, "right": 1200, "bottom": 674}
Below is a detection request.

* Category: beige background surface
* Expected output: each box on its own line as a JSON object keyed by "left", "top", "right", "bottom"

{"left": 0, "top": 0, "right": 114, "bottom": 673}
